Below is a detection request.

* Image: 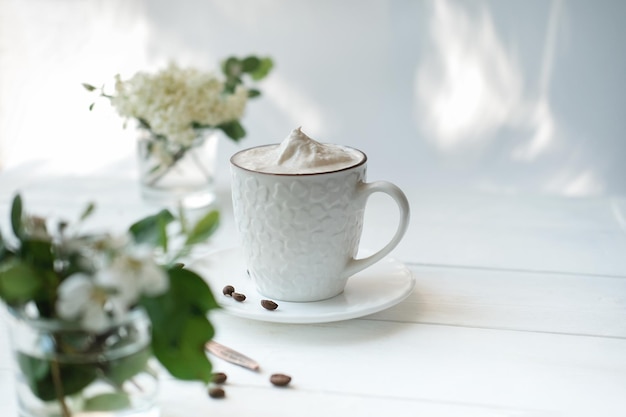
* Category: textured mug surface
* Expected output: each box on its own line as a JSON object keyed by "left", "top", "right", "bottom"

{"left": 231, "top": 148, "right": 410, "bottom": 302}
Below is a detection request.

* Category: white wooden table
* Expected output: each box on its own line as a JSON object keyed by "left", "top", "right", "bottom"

{"left": 1, "top": 170, "right": 625, "bottom": 417}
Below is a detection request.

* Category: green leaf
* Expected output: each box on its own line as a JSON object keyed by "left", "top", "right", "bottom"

{"left": 17, "top": 353, "right": 97, "bottom": 401}
{"left": 247, "top": 88, "right": 261, "bottom": 98}
{"left": 84, "top": 393, "right": 131, "bottom": 412}
{"left": 105, "top": 345, "right": 152, "bottom": 386}
{"left": 79, "top": 202, "right": 96, "bottom": 221}
{"left": 145, "top": 267, "right": 219, "bottom": 326}
{"left": 89, "top": 102, "right": 95, "bottom": 111}
{"left": 21, "top": 238, "right": 54, "bottom": 269}
{"left": 10, "top": 194, "right": 23, "bottom": 240}
{"left": 221, "top": 56, "right": 242, "bottom": 78}
{"left": 250, "top": 57, "right": 273, "bottom": 81}
{"left": 158, "top": 216, "right": 169, "bottom": 253}
{"left": 129, "top": 209, "right": 175, "bottom": 247}
{"left": 185, "top": 211, "right": 219, "bottom": 246}
{"left": 151, "top": 315, "right": 214, "bottom": 381}
{"left": 241, "top": 56, "right": 261, "bottom": 73}
{"left": 171, "top": 266, "right": 220, "bottom": 326}
{"left": 218, "top": 120, "right": 246, "bottom": 142}
{"left": 17, "top": 353, "right": 51, "bottom": 400}
{"left": 0, "top": 260, "right": 42, "bottom": 303}
{"left": 190, "top": 121, "right": 214, "bottom": 131}
{"left": 140, "top": 267, "right": 219, "bottom": 382}
{"left": 82, "top": 83, "right": 97, "bottom": 92}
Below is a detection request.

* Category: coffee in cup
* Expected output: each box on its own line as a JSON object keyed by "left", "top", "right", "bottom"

{"left": 230, "top": 127, "right": 410, "bottom": 302}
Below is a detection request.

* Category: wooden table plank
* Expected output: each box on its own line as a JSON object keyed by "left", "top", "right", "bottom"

{"left": 3, "top": 313, "right": 624, "bottom": 417}
{"left": 158, "top": 381, "right": 568, "bottom": 417}
{"left": 361, "top": 192, "right": 626, "bottom": 276}
{"left": 193, "top": 312, "right": 626, "bottom": 415}
{"left": 370, "top": 264, "right": 626, "bottom": 337}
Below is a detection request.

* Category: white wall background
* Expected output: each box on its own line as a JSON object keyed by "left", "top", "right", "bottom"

{"left": 1, "top": 0, "right": 625, "bottom": 196}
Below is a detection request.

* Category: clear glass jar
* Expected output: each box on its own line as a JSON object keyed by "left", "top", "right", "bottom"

{"left": 5, "top": 307, "right": 159, "bottom": 417}
{"left": 137, "top": 128, "right": 218, "bottom": 209}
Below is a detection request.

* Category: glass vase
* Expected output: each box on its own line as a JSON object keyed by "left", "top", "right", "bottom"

{"left": 137, "top": 128, "right": 218, "bottom": 209}
{"left": 5, "top": 307, "right": 159, "bottom": 417}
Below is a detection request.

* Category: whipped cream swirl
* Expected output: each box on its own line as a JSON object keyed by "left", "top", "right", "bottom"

{"left": 233, "top": 127, "right": 363, "bottom": 174}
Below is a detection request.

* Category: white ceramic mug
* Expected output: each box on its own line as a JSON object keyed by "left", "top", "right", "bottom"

{"left": 230, "top": 146, "right": 410, "bottom": 302}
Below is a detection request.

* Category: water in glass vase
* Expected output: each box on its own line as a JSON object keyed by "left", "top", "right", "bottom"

{"left": 6, "top": 308, "right": 160, "bottom": 417}
{"left": 137, "top": 128, "right": 218, "bottom": 209}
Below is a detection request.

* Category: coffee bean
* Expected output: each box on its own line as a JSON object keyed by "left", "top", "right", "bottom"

{"left": 211, "top": 372, "right": 227, "bottom": 384}
{"left": 222, "top": 285, "right": 235, "bottom": 296}
{"left": 208, "top": 387, "right": 225, "bottom": 398}
{"left": 270, "top": 373, "right": 291, "bottom": 387}
{"left": 261, "top": 299, "right": 278, "bottom": 310}
{"left": 232, "top": 292, "right": 246, "bottom": 302}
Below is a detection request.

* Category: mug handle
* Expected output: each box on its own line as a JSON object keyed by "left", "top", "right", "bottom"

{"left": 343, "top": 180, "right": 410, "bottom": 278}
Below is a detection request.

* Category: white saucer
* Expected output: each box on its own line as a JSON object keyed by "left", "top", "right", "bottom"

{"left": 190, "top": 247, "right": 416, "bottom": 324}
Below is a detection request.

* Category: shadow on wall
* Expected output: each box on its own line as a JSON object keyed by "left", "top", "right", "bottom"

{"left": 416, "top": 0, "right": 559, "bottom": 159}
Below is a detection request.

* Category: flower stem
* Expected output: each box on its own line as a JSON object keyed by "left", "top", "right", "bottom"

{"left": 145, "top": 136, "right": 214, "bottom": 187}
{"left": 50, "top": 358, "right": 72, "bottom": 417}
{"left": 146, "top": 148, "right": 187, "bottom": 186}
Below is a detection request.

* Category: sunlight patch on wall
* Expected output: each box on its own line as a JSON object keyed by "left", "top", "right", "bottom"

{"left": 609, "top": 199, "right": 626, "bottom": 233}
{"left": 547, "top": 169, "right": 604, "bottom": 197}
{"left": 512, "top": 0, "right": 563, "bottom": 161}
{"left": 415, "top": 0, "right": 560, "bottom": 160}
{"left": 1, "top": 1, "right": 151, "bottom": 174}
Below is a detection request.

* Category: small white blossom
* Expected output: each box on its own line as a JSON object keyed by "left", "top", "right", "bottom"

{"left": 56, "top": 273, "right": 127, "bottom": 332}
{"left": 95, "top": 246, "right": 169, "bottom": 303}
{"left": 99, "top": 233, "right": 133, "bottom": 252}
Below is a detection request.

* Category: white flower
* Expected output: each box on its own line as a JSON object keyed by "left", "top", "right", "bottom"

{"left": 55, "top": 244, "right": 168, "bottom": 332}
{"left": 56, "top": 273, "right": 127, "bottom": 332}
{"left": 110, "top": 63, "right": 248, "bottom": 146}
{"left": 96, "top": 246, "right": 169, "bottom": 303}
{"left": 99, "top": 233, "right": 132, "bottom": 252}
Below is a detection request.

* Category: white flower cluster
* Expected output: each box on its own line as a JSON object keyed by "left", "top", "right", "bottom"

{"left": 111, "top": 63, "right": 249, "bottom": 146}
{"left": 55, "top": 235, "right": 168, "bottom": 332}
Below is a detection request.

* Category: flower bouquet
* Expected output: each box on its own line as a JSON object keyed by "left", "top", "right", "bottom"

{"left": 0, "top": 194, "right": 221, "bottom": 416}
{"left": 84, "top": 55, "right": 273, "bottom": 207}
